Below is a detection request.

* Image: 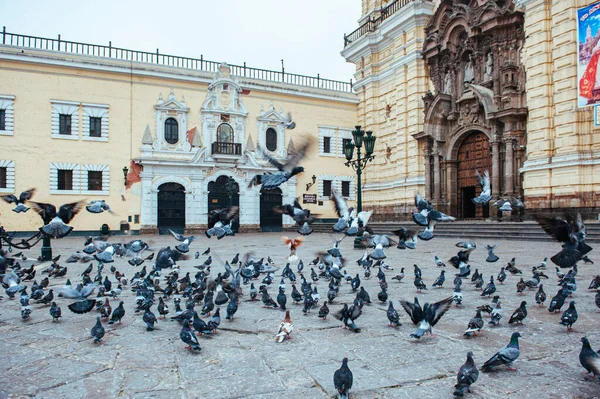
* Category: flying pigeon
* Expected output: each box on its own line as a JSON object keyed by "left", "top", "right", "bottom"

{"left": 31, "top": 200, "right": 86, "bottom": 238}
{"left": 248, "top": 140, "right": 312, "bottom": 189}
{"left": 85, "top": 199, "right": 115, "bottom": 214}
{"left": 392, "top": 227, "right": 419, "bottom": 249}
{"left": 471, "top": 170, "right": 491, "bottom": 205}
{"left": 492, "top": 197, "right": 525, "bottom": 212}
{"left": 274, "top": 199, "right": 316, "bottom": 236}
{"left": 1, "top": 188, "right": 36, "bottom": 213}
{"left": 168, "top": 229, "right": 195, "bottom": 253}
{"left": 535, "top": 214, "right": 592, "bottom": 268}
{"left": 400, "top": 296, "right": 453, "bottom": 339}
{"left": 486, "top": 244, "right": 499, "bottom": 262}
{"left": 481, "top": 332, "right": 521, "bottom": 372}
{"left": 206, "top": 206, "right": 239, "bottom": 239}
{"left": 284, "top": 112, "right": 296, "bottom": 129}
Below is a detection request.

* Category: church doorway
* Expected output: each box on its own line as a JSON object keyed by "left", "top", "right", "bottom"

{"left": 157, "top": 183, "right": 186, "bottom": 234}
{"left": 208, "top": 176, "right": 240, "bottom": 233}
{"left": 260, "top": 188, "right": 282, "bottom": 232}
{"left": 457, "top": 131, "right": 492, "bottom": 219}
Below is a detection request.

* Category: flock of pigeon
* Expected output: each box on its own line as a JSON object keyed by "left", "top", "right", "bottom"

{"left": 0, "top": 150, "right": 599, "bottom": 397}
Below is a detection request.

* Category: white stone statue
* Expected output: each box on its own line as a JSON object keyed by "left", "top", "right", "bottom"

{"left": 443, "top": 70, "right": 452, "bottom": 94}
{"left": 485, "top": 53, "right": 493, "bottom": 81}
{"left": 464, "top": 55, "right": 474, "bottom": 83}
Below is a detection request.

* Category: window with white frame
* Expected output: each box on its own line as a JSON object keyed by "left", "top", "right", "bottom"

{"left": 82, "top": 103, "right": 109, "bottom": 141}
{"left": 318, "top": 174, "right": 338, "bottom": 200}
{"left": 0, "top": 160, "right": 15, "bottom": 193}
{"left": 51, "top": 101, "right": 79, "bottom": 140}
{"left": 337, "top": 128, "right": 353, "bottom": 157}
{"left": 318, "top": 127, "right": 336, "bottom": 157}
{"left": 50, "top": 162, "right": 79, "bottom": 194}
{"left": 81, "top": 164, "right": 110, "bottom": 195}
{"left": 0, "top": 95, "right": 15, "bottom": 136}
{"left": 336, "top": 176, "right": 356, "bottom": 200}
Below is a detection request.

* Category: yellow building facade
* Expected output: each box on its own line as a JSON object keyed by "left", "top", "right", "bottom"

{"left": 0, "top": 34, "right": 358, "bottom": 234}
{"left": 343, "top": 0, "right": 600, "bottom": 220}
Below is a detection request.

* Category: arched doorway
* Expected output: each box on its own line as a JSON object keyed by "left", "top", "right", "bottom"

{"left": 260, "top": 188, "right": 282, "bottom": 232}
{"left": 457, "top": 131, "right": 492, "bottom": 219}
{"left": 157, "top": 183, "right": 186, "bottom": 234}
{"left": 208, "top": 176, "right": 239, "bottom": 232}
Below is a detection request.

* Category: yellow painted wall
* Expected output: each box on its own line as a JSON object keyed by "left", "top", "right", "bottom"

{"left": 0, "top": 46, "right": 358, "bottom": 232}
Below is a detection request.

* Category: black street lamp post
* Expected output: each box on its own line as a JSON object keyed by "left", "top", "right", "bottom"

{"left": 41, "top": 235, "right": 52, "bottom": 261}
{"left": 343, "top": 125, "right": 377, "bottom": 247}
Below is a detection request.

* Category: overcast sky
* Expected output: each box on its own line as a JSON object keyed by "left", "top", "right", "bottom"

{"left": 1, "top": 0, "right": 362, "bottom": 82}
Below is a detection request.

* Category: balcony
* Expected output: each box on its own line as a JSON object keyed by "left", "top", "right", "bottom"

{"left": 343, "top": 0, "right": 431, "bottom": 47}
{"left": 211, "top": 142, "right": 242, "bottom": 162}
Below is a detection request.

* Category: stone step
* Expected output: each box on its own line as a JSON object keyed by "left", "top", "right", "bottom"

{"left": 292, "top": 221, "right": 600, "bottom": 243}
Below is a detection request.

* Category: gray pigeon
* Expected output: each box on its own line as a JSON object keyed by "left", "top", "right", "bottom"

{"left": 481, "top": 332, "right": 521, "bottom": 371}
{"left": 91, "top": 316, "right": 105, "bottom": 343}
{"left": 1, "top": 188, "right": 36, "bottom": 213}
{"left": 580, "top": 337, "right": 600, "bottom": 378}
{"left": 454, "top": 351, "right": 479, "bottom": 397}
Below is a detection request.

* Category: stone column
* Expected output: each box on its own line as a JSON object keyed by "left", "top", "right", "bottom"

{"left": 491, "top": 140, "right": 501, "bottom": 198}
{"left": 504, "top": 138, "right": 515, "bottom": 196}
{"left": 422, "top": 143, "right": 432, "bottom": 200}
{"left": 433, "top": 142, "right": 441, "bottom": 201}
{"left": 445, "top": 161, "right": 457, "bottom": 216}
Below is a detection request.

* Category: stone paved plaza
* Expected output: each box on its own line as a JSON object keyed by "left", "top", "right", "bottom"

{"left": 1, "top": 232, "right": 600, "bottom": 399}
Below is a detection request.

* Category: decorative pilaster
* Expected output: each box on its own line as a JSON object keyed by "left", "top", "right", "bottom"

{"left": 491, "top": 140, "right": 501, "bottom": 198}
{"left": 433, "top": 142, "right": 441, "bottom": 201}
{"left": 423, "top": 149, "right": 432, "bottom": 200}
{"left": 504, "top": 139, "right": 515, "bottom": 196}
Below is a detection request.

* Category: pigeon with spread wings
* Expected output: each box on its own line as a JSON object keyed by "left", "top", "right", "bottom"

{"left": 274, "top": 199, "right": 317, "bottom": 236}
{"left": 471, "top": 169, "right": 491, "bottom": 205}
{"left": 206, "top": 206, "right": 239, "bottom": 239}
{"left": 31, "top": 200, "right": 86, "bottom": 238}
{"left": 1, "top": 188, "right": 36, "bottom": 213}
{"left": 330, "top": 188, "right": 354, "bottom": 234}
{"left": 248, "top": 139, "right": 312, "bottom": 190}
{"left": 282, "top": 236, "right": 303, "bottom": 263}
{"left": 400, "top": 296, "right": 453, "bottom": 339}
{"left": 535, "top": 214, "right": 592, "bottom": 268}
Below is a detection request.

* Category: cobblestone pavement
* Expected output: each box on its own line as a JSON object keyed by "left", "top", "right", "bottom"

{"left": 1, "top": 232, "right": 600, "bottom": 399}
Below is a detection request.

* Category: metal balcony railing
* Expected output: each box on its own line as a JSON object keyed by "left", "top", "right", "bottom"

{"left": 212, "top": 142, "right": 242, "bottom": 155}
{"left": 343, "top": 0, "right": 431, "bottom": 47}
{"left": 1, "top": 27, "right": 354, "bottom": 93}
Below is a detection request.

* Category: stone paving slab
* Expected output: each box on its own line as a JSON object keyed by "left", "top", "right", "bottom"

{"left": 1, "top": 232, "right": 600, "bottom": 398}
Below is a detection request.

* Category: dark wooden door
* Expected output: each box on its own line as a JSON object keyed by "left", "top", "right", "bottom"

{"left": 208, "top": 176, "right": 239, "bottom": 232}
{"left": 260, "top": 188, "right": 282, "bottom": 232}
{"left": 158, "top": 183, "right": 185, "bottom": 234}
{"left": 457, "top": 131, "right": 491, "bottom": 219}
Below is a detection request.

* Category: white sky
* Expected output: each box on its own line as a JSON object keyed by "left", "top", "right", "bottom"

{"left": 1, "top": 0, "right": 362, "bottom": 82}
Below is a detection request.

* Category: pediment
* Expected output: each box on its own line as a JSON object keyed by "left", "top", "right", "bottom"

{"left": 257, "top": 103, "right": 286, "bottom": 122}
{"left": 155, "top": 90, "right": 189, "bottom": 112}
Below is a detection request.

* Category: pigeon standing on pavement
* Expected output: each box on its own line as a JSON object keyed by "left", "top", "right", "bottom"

{"left": 333, "top": 357, "right": 353, "bottom": 399}
{"left": 454, "top": 351, "right": 479, "bottom": 397}
{"left": 481, "top": 332, "right": 521, "bottom": 372}
{"left": 560, "top": 301, "right": 578, "bottom": 331}
{"left": 580, "top": 337, "right": 600, "bottom": 378}
{"left": 91, "top": 316, "right": 105, "bottom": 343}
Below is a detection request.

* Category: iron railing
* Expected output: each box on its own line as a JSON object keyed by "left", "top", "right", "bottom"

{"left": 344, "top": 0, "right": 430, "bottom": 47}
{"left": 1, "top": 27, "right": 353, "bottom": 93}
{"left": 212, "top": 142, "right": 242, "bottom": 156}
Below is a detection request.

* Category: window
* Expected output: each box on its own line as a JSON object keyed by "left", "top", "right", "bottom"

{"left": 0, "top": 110, "right": 5, "bottom": 131}
{"left": 342, "top": 181, "right": 350, "bottom": 197}
{"left": 89, "top": 117, "right": 102, "bottom": 137}
{"left": 164, "top": 118, "right": 179, "bottom": 144}
{"left": 59, "top": 114, "right": 72, "bottom": 135}
{"left": 87, "top": 171, "right": 103, "bottom": 191}
{"left": 0, "top": 95, "right": 15, "bottom": 136}
{"left": 266, "top": 128, "right": 277, "bottom": 151}
{"left": 0, "top": 167, "right": 6, "bottom": 188}
{"left": 323, "top": 136, "right": 331, "bottom": 153}
{"left": 323, "top": 180, "right": 332, "bottom": 197}
{"left": 217, "top": 123, "right": 234, "bottom": 143}
{"left": 57, "top": 169, "right": 73, "bottom": 190}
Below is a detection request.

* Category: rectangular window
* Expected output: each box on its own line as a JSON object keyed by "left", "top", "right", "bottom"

{"left": 323, "top": 136, "right": 331, "bottom": 153}
{"left": 89, "top": 117, "right": 102, "bottom": 137}
{"left": 87, "top": 171, "right": 103, "bottom": 191}
{"left": 59, "top": 114, "right": 72, "bottom": 135}
{"left": 323, "top": 180, "right": 332, "bottom": 197}
{"left": 0, "top": 167, "right": 6, "bottom": 188}
{"left": 57, "top": 169, "right": 73, "bottom": 190}
{"left": 342, "top": 181, "right": 350, "bottom": 197}
{"left": 0, "top": 109, "right": 5, "bottom": 131}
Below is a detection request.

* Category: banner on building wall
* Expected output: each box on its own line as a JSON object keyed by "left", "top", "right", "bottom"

{"left": 578, "top": 1, "right": 600, "bottom": 107}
